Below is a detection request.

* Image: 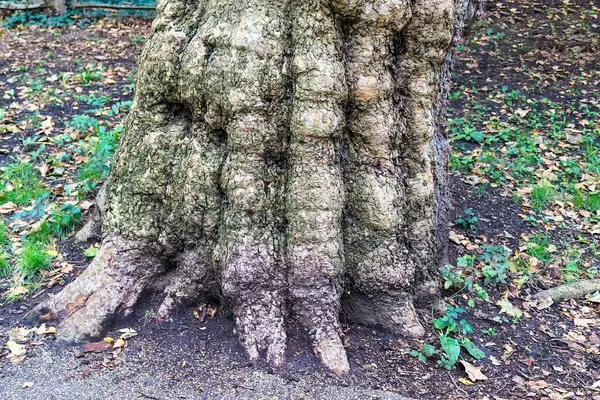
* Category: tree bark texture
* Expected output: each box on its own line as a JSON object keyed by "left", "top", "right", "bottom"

{"left": 31, "top": 0, "right": 477, "bottom": 374}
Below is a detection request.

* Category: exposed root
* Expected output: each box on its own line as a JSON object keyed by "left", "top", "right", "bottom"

{"left": 156, "top": 248, "right": 214, "bottom": 319}
{"left": 344, "top": 291, "right": 425, "bottom": 338}
{"left": 314, "top": 333, "right": 349, "bottom": 376}
{"left": 74, "top": 184, "right": 105, "bottom": 242}
{"left": 28, "top": 236, "right": 163, "bottom": 342}
{"left": 531, "top": 279, "right": 600, "bottom": 309}
{"left": 230, "top": 289, "right": 287, "bottom": 368}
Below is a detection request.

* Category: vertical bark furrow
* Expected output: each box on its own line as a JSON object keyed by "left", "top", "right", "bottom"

{"left": 337, "top": 1, "right": 424, "bottom": 337}
{"left": 397, "top": 0, "right": 456, "bottom": 302}
{"left": 209, "top": 0, "right": 290, "bottom": 366}
{"left": 286, "top": 0, "right": 349, "bottom": 375}
{"left": 429, "top": 0, "right": 473, "bottom": 284}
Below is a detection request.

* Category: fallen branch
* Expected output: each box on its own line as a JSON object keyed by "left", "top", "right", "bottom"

{"left": 532, "top": 279, "right": 600, "bottom": 309}
{"left": 0, "top": 1, "right": 47, "bottom": 10}
{"left": 71, "top": 2, "right": 155, "bottom": 10}
{"left": 0, "top": 1, "right": 154, "bottom": 12}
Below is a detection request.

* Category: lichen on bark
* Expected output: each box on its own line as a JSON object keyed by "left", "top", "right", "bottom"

{"left": 30, "top": 0, "right": 476, "bottom": 375}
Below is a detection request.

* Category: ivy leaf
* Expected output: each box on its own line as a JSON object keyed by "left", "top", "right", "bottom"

{"left": 439, "top": 334, "right": 461, "bottom": 368}
{"left": 461, "top": 338, "right": 486, "bottom": 360}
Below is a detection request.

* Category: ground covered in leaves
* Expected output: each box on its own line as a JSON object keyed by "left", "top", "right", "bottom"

{"left": 0, "top": 2, "right": 599, "bottom": 399}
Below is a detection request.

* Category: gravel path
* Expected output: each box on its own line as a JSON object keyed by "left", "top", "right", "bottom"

{"left": 0, "top": 344, "right": 410, "bottom": 400}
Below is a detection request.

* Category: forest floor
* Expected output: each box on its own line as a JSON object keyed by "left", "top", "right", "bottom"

{"left": 0, "top": 1, "right": 599, "bottom": 399}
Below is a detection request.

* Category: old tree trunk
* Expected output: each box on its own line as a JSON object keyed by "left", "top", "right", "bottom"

{"left": 30, "top": 0, "right": 481, "bottom": 374}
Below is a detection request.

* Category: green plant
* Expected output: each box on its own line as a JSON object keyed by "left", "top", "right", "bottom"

{"left": 70, "top": 114, "right": 99, "bottom": 134}
{"left": 484, "top": 327, "right": 497, "bottom": 336}
{"left": 75, "top": 65, "right": 104, "bottom": 84}
{"left": 479, "top": 245, "right": 509, "bottom": 286}
{"left": 456, "top": 208, "right": 478, "bottom": 231}
{"left": 433, "top": 304, "right": 485, "bottom": 369}
{"left": 0, "top": 160, "right": 49, "bottom": 206}
{"left": 0, "top": 220, "right": 9, "bottom": 248}
{"left": 47, "top": 204, "right": 82, "bottom": 239}
{"left": 525, "top": 234, "right": 553, "bottom": 263}
{"left": 409, "top": 343, "right": 436, "bottom": 362}
{"left": 0, "top": 251, "right": 11, "bottom": 278}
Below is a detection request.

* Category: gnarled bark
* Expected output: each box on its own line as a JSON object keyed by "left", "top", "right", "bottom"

{"left": 30, "top": 0, "right": 478, "bottom": 375}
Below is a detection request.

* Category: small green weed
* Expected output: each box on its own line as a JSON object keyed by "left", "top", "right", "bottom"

{"left": 456, "top": 208, "right": 478, "bottom": 231}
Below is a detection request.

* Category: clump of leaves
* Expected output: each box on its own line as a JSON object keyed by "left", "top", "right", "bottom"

{"left": 479, "top": 245, "right": 510, "bottom": 286}
{"left": 524, "top": 233, "right": 553, "bottom": 263}
{"left": 433, "top": 304, "right": 485, "bottom": 369}
{"left": 76, "top": 125, "right": 121, "bottom": 193}
{"left": 70, "top": 114, "right": 99, "bottom": 134}
{"left": 456, "top": 208, "right": 478, "bottom": 231}
{"left": 48, "top": 204, "right": 82, "bottom": 239}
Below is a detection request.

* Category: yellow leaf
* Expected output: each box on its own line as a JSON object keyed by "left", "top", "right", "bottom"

{"left": 458, "top": 378, "right": 474, "bottom": 386}
{"left": 113, "top": 338, "right": 126, "bottom": 349}
{"left": 103, "top": 337, "right": 114, "bottom": 343}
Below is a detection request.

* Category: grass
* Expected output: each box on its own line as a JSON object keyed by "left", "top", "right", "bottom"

{"left": 531, "top": 180, "right": 555, "bottom": 212}
{"left": 17, "top": 241, "right": 53, "bottom": 280}
{"left": 525, "top": 233, "right": 553, "bottom": 263}
{"left": 0, "top": 160, "right": 49, "bottom": 206}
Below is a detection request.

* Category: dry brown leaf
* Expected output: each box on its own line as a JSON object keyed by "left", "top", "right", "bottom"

{"left": 460, "top": 360, "right": 488, "bottom": 382}
{"left": 527, "top": 380, "right": 549, "bottom": 390}
{"left": 574, "top": 318, "right": 596, "bottom": 327}
{"left": 83, "top": 341, "right": 113, "bottom": 353}
{"left": 0, "top": 201, "right": 17, "bottom": 214}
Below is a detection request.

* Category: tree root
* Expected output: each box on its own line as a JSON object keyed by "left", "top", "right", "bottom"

{"left": 344, "top": 291, "right": 426, "bottom": 338}
{"left": 531, "top": 279, "right": 600, "bottom": 309}
{"left": 27, "top": 236, "right": 163, "bottom": 342}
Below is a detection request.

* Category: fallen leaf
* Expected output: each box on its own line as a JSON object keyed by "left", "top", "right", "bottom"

{"left": 574, "top": 318, "right": 596, "bottom": 327}
{"left": 35, "top": 324, "right": 56, "bottom": 335}
{"left": 460, "top": 360, "right": 488, "bottom": 382}
{"left": 5, "top": 340, "right": 26, "bottom": 357}
{"left": 458, "top": 377, "right": 474, "bottom": 386}
{"left": 0, "top": 201, "right": 17, "bottom": 214}
{"left": 118, "top": 328, "right": 137, "bottom": 340}
{"left": 497, "top": 299, "right": 523, "bottom": 319}
{"left": 8, "top": 327, "right": 33, "bottom": 343}
{"left": 83, "top": 341, "right": 113, "bottom": 353}
{"left": 527, "top": 380, "right": 549, "bottom": 390}
{"left": 113, "top": 338, "right": 126, "bottom": 349}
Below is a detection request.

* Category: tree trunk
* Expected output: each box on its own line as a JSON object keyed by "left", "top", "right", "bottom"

{"left": 31, "top": 0, "right": 478, "bottom": 375}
